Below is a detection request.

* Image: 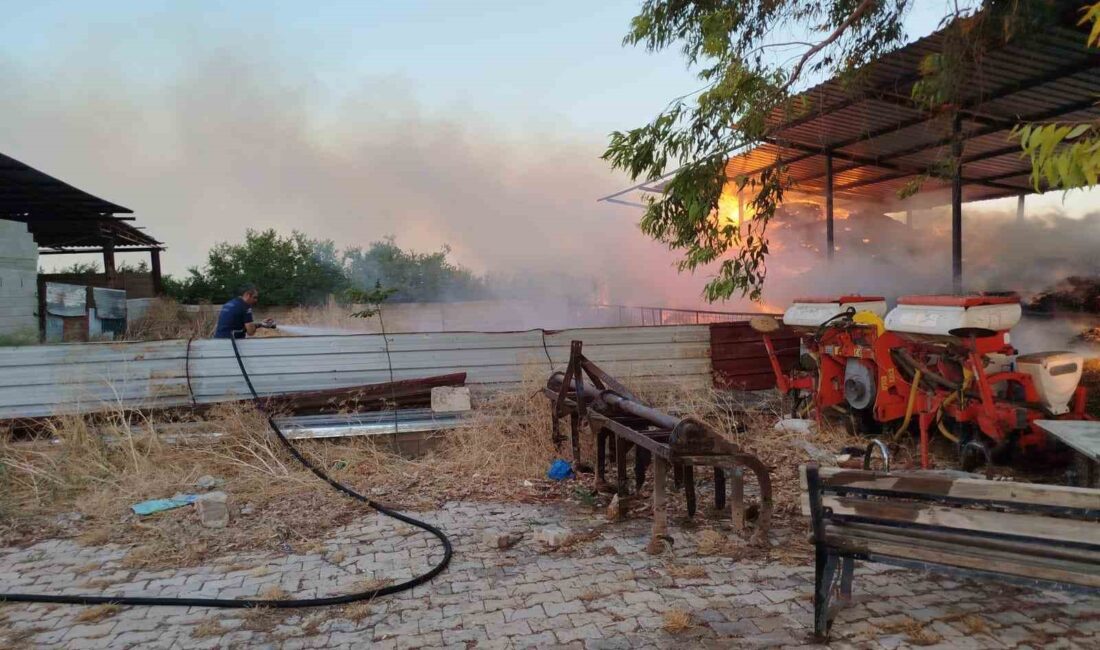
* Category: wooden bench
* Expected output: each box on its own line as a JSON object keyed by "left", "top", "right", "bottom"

{"left": 802, "top": 465, "right": 1100, "bottom": 640}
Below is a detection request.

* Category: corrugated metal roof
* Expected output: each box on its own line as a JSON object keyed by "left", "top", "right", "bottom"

{"left": 733, "top": 13, "right": 1100, "bottom": 209}
{"left": 0, "top": 151, "right": 162, "bottom": 250}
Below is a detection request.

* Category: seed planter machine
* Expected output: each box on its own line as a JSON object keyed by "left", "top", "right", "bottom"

{"left": 755, "top": 294, "right": 1091, "bottom": 470}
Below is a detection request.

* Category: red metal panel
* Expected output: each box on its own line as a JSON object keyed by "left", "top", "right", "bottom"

{"left": 709, "top": 322, "right": 800, "bottom": 391}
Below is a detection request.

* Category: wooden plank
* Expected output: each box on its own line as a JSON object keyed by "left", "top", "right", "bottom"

{"left": 1036, "top": 420, "right": 1100, "bottom": 461}
{"left": 824, "top": 528, "right": 1100, "bottom": 589}
{"left": 817, "top": 466, "right": 1100, "bottom": 512}
{"left": 822, "top": 495, "right": 1100, "bottom": 547}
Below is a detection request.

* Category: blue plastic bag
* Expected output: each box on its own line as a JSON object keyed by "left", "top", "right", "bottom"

{"left": 547, "top": 459, "right": 575, "bottom": 481}
{"left": 131, "top": 494, "right": 198, "bottom": 516}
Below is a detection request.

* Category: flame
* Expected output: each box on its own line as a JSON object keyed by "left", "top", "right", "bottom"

{"left": 716, "top": 184, "right": 750, "bottom": 229}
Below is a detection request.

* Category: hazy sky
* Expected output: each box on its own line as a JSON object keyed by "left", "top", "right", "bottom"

{"left": 3, "top": 1, "right": 1094, "bottom": 305}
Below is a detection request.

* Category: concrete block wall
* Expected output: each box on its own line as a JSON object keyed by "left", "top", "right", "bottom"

{"left": 0, "top": 220, "right": 39, "bottom": 342}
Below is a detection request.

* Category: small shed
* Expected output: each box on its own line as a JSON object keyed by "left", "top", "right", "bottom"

{"left": 0, "top": 151, "right": 165, "bottom": 294}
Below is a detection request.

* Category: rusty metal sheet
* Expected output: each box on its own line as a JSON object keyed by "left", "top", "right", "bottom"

{"left": 709, "top": 321, "right": 799, "bottom": 391}
{"left": 92, "top": 287, "right": 127, "bottom": 320}
{"left": 45, "top": 282, "right": 86, "bottom": 317}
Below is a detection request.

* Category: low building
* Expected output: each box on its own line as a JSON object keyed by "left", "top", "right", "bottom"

{"left": 0, "top": 151, "right": 164, "bottom": 341}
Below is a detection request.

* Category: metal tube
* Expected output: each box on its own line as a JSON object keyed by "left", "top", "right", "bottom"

{"left": 547, "top": 372, "right": 681, "bottom": 430}
{"left": 825, "top": 151, "right": 835, "bottom": 260}
{"left": 951, "top": 113, "right": 963, "bottom": 294}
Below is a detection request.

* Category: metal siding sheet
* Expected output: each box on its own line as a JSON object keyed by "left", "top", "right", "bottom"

{"left": 92, "top": 287, "right": 128, "bottom": 320}
{"left": 45, "top": 282, "right": 86, "bottom": 317}
{"left": 0, "top": 325, "right": 715, "bottom": 419}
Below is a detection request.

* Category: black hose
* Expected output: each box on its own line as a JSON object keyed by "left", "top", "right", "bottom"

{"left": 0, "top": 334, "right": 453, "bottom": 609}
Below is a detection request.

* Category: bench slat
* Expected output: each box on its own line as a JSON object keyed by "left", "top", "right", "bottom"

{"left": 823, "top": 495, "right": 1100, "bottom": 547}
{"left": 825, "top": 527, "right": 1100, "bottom": 589}
{"left": 830, "top": 520, "right": 1100, "bottom": 565}
{"left": 814, "top": 467, "right": 1100, "bottom": 512}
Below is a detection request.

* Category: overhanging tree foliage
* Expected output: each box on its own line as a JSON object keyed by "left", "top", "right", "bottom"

{"left": 605, "top": 0, "right": 1095, "bottom": 302}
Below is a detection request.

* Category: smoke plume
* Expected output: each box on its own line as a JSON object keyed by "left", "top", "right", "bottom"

{"left": 2, "top": 34, "right": 1099, "bottom": 322}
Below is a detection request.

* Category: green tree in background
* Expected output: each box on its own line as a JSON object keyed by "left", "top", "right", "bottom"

{"left": 166, "top": 229, "right": 347, "bottom": 305}
{"left": 343, "top": 237, "right": 488, "bottom": 303}
{"left": 165, "top": 231, "right": 487, "bottom": 306}
{"left": 605, "top": 0, "right": 1084, "bottom": 302}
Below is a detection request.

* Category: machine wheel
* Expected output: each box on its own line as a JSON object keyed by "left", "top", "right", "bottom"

{"left": 844, "top": 407, "right": 881, "bottom": 438}
{"left": 960, "top": 440, "right": 992, "bottom": 474}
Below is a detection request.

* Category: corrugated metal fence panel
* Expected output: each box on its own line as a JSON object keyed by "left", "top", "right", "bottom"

{"left": 45, "top": 283, "right": 86, "bottom": 317}
{"left": 0, "top": 340, "right": 192, "bottom": 418}
{"left": 709, "top": 322, "right": 800, "bottom": 391}
{"left": 0, "top": 325, "right": 714, "bottom": 419}
{"left": 92, "top": 288, "right": 128, "bottom": 320}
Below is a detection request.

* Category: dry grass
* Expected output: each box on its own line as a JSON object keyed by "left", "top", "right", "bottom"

{"left": 73, "top": 604, "right": 121, "bottom": 624}
{"left": 665, "top": 563, "right": 708, "bottom": 579}
{"left": 343, "top": 601, "right": 373, "bottom": 622}
{"left": 0, "top": 348, "right": 952, "bottom": 573}
{"left": 124, "top": 298, "right": 218, "bottom": 341}
{"left": 661, "top": 609, "right": 693, "bottom": 633}
{"left": 960, "top": 614, "right": 990, "bottom": 635}
{"left": 191, "top": 619, "right": 224, "bottom": 639}
{"left": 694, "top": 529, "right": 738, "bottom": 557}
{"left": 258, "top": 585, "right": 289, "bottom": 600}
{"left": 879, "top": 616, "right": 943, "bottom": 646}
{"left": 240, "top": 606, "right": 287, "bottom": 633}
{"left": 578, "top": 589, "right": 600, "bottom": 602}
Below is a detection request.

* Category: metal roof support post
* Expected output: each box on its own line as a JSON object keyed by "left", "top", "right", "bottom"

{"left": 150, "top": 249, "right": 164, "bottom": 296}
{"left": 102, "top": 242, "right": 117, "bottom": 289}
{"left": 951, "top": 114, "right": 963, "bottom": 294}
{"left": 1016, "top": 194, "right": 1026, "bottom": 223}
{"left": 825, "top": 151, "right": 834, "bottom": 261}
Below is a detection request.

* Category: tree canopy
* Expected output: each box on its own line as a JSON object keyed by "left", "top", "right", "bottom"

{"left": 164, "top": 230, "right": 487, "bottom": 306}
{"left": 605, "top": 0, "right": 1100, "bottom": 301}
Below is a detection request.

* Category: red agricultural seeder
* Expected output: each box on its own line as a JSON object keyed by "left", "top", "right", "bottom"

{"left": 755, "top": 294, "right": 1089, "bottom": 469}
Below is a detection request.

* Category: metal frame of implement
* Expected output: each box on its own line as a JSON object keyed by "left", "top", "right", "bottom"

{"left": 544, "top": 340, "right": 773, "bottom": 552}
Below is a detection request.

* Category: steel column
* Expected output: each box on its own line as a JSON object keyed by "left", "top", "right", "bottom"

{"left": 825, "top": 151, "right": 835, "bottom": 260}
{"left": 951, "top": 114, "right": 963, "bottom": 294}
{"left": 1016, "top": 195, "right": 1026, "bottom": 223}
{"left": 150, "top": 249, "right": 164, "bottom": 296}
{"left": 102, "top": 242, "right": 117, "bottom": 288}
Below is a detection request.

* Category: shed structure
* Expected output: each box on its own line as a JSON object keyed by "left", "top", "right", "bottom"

{"left": 602, "top": 5, "right": 1100, "bottom": 292}
{"left": 0, "top": 151, "right": 165, "bottom": 294}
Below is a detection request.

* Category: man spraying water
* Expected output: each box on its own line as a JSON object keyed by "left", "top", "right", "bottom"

{"left": 213, "top": 283, "right": 276, "bottom": 339}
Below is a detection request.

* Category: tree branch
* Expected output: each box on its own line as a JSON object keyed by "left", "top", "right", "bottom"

{"left": 784, "top": 0, "right": 876, "bottom": 90}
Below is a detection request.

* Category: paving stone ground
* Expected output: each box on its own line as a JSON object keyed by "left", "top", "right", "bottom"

{"left": 0, "top": 500, "right": 1096, "bottom": 649}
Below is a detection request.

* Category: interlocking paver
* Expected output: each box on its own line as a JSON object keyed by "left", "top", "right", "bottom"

{"left": 0, "top": 500, "right": 1097, "bottom": 649}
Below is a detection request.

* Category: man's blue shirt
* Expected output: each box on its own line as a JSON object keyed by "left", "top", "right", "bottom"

{"left": 213, "top": 297, "right": 254, "bottom": 339}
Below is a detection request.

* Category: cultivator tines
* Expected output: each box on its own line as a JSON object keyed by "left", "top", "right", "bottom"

{"left": 543, "top": 340, "right": 773, "bottom": 551}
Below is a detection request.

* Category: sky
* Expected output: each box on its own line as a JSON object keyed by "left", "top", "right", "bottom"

{"left": 2, "top": 0, "right": 1095, "bottom": 307}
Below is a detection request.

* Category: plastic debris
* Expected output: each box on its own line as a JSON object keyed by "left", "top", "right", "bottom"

{"left": 547, "top": 459, "right": 575, "bottom": 481}
{"left": 131, "top": 495, "right": 198, "bottom": 516}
